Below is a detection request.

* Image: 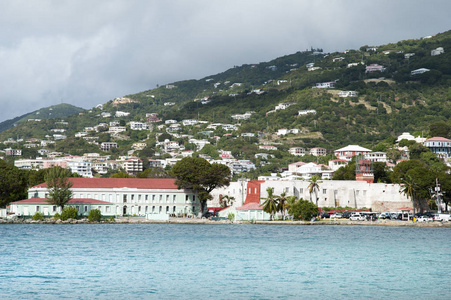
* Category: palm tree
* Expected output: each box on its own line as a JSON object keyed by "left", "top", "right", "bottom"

{"left": 276, "top": 191, "right": 289, "bottom": 220}
{"left": 261, "top": 187, "right": 279, "bottom": 221}
{"left": 400, "top": 174, "right": 419, "bottom": 217}
{"left": 307, "top": 175, "right": 322, "bottom": 206}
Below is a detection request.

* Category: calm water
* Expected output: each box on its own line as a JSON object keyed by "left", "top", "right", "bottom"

{"left": 0, "top": 224, "right": 450, "bottom": 299}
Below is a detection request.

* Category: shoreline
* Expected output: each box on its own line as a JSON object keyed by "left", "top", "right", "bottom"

{"left": 1, "top": 217, "right": 450, "bottom": 227}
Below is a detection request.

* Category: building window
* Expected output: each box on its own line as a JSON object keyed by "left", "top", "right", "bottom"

{"left": 106, "top": 206, "right": 110, "bottom": 213}
{"left": 299, "top": 188, "right": 303, "bottom": 194}
{"left": 36, "top": 206, "right": 40, "bottom": 212}
{"left": 131, "top": 194, "right": 135, "bottom": 201}
{"left": 186, "top": 195, "right": 189, "bottom": 203}
{"left": 123, "top": 195, "right": 127, "bottom": 203}
{"left": 166, "top": 195, "right": 169, "bottom": 203}
{"left": 159, "top": 195, "right": 162, "bottom": 202}
{"left": 152, "top": 195, "right": 155, "bottom": 203}
{"left": 138, "top": 195, "right": 141, "bottom": 201}
{"left": 173, "top": 195, "right": 176, "bottom": 203}
{"left": 323, "top": 189, "right": 327, "bottom": 194}
{"left": 145, "top": 195, "right": 149, "bottom": 202}
{"left": 76, "top": 206, "right": 80, "bottom": 211}
{"left": 53, "top": 206, "right": 57, "bottom": 212}
{"left": 84, "top": 206, "right": 88, "bottom": 212}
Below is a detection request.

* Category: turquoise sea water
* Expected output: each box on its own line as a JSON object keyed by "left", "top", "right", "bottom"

{"left": 0, "top": 224, "right": 450, "bottom": 299}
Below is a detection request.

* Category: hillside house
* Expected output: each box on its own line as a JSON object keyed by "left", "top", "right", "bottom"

{"left": 115, "top": 111, "right": 130, "bottom": 117}
{"left": 328, "top": 159, "right": 348, "bottom": 171}
{"left": 411, "top": 68, "right": 430, "bottom": 75}
{"left": 310, "top": 147, "right": 327, "bottom": 156}
{"left": 129, "top": 122, "right": 150, "bottom": 130}
{"left": 334, "top": 145, "right": 371, "bottom": 161}
{"left": 298, "top": 109, "right": 317, "bottom": 116}
{"left": 100, "top": 142, "right": 118, "bottom": 151}
{"left": 365, "top": 64, "right": 385, "bottom": 73}
{"left": 338, "top": 91, "right": 358, "bottom": 97}
{"left": 109, "top": 126, "right": 126, "bottom": 134}
{"left": 424, "top": 137, "right": 451, "bottom": 158}
{"left": 431, "top": 47, "right": 444, "bottom": 56}
{"left": 314, "top": 81, "right": 336, "bottom": 88}
{"left": 289, "top": 147, "right": 306, "bottom": 156}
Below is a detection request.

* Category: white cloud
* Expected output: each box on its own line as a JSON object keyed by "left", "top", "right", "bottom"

{"left": 0, "top": 0, "right": 450, "bottom": 122}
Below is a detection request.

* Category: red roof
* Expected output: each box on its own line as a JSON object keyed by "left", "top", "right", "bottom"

{"left": 426, "top": 137, "right": 451, "bottom": 142}
{"left": 236, "top": 202, "right": 264, "bottom": 210}
{"left": 31, "top": 178, "right": 178, "bottom": 189}
{"left": 398, "top": 207, "right": 413, "bottom": 211}
{"left": 11, "top": 198, "right": 113, "bottom": 205}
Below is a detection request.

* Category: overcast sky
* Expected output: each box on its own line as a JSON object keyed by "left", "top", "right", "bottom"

{"left": 0, "top": 0, "right": 450, "bottom": 123}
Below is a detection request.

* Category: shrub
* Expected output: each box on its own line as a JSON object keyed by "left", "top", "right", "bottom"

{"left": 61, "top": 207, "right": 78, "bottom": 220}
{"left": 88, "top": 209, "right": 102, "bottom": 222}
{"left": 227, "top": 212, "right": 235, "bottom": 221}
{"left": 32, "top": 212, "right": 44, "bottom": 221}
{"left": 288, "top": 199, "right": 319, "bottom": 221}
{"left": 53, "top": 212, "right": 61, "bottom": 220}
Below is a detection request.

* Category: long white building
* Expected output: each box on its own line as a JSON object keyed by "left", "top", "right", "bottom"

{"left": 23, "top": 178, "right": 200, "bottom": 217}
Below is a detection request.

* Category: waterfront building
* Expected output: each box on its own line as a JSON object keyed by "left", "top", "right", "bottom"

{"left": 26, "top": 178, "right": 200, "bottom": 217}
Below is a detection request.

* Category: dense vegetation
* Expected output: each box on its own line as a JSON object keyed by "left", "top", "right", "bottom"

{"left": 0, "top": 31, "right": 451, "bottom": 210}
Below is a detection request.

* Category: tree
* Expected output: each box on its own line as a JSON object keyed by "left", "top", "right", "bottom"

{"left": 307, "top": 175, "right": 322, "bottom": 206}
{"left": 400, "top": 174, "right": 419, "bottom": 216}
{"left": 219, "top": 195, "right": 235, "bottom": 208}
{"left": 45, "top": 167, "right": 73, "bottom": 211}
{"left": 171, "top": 157, "right": 231, "bottom": 217}
{"left": 288, "top": 198, "right": 319, "bottom": 221}
{"left": 0, "top": 160, "right": 28, "bottom": 208}
{"left": 276, "top": 191, "right": 289, "bottom": 220}
{"left": 332, "top": 162, "right": 356, "bottom": 180}
{"left": 261, "top": 187, "right": 279, "bottom": 221}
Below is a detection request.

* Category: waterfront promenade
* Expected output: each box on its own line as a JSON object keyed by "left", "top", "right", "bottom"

{"left": 2, "top": 216, "right": 450, "bottom": 227}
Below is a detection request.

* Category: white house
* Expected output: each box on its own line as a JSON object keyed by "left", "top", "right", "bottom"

{"left": 365, "top": 64, "right": 385, "bottom": 73}
{"left": 411, "top": 68, "right": 430, "bottom": 75}
{"left": 315, "top": 81, "right": 336, "bottom": 88}
{"left": 115, "top": 111, "right": 130, "bottom": 117}
{"left": 129, "top": 122, "right": 150, "bottom": 130}
{"left": 22, "top": 178, "right": 200, "bottom": 217}
{"left": 334, "top": 145, "right": 371, "bottom": 161}
{"left": 289, "top": 147, "right": 306, "bottom": 156}
{"left": 310, "top": 147, "right": 327, "bottom": 156}
{"left": 338, "top": 91, "right": 358, "bottom": 97}
{"left": 365, "top": 152, "right": 388, "bottom": 163}
{"left": 431, "top": 47, "right": 444, "bottom": 56}
{"left": 298, "top": 110, "right": 317, "bottom": 116}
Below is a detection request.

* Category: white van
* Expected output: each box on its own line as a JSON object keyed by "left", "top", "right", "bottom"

{"left": 433, "top": 213, "right": 451, "bottom": 222}
{"left": 349, "top": 213, "right": 365, "bottom": 221}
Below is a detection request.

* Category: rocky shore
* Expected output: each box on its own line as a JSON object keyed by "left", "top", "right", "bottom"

{"left": 1, "top": 217, "right": 450, "bottom": 227}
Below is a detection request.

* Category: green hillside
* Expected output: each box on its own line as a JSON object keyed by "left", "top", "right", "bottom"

{"left": 1, "top": 30, "right": 451, "bottom": 168}
{"left": 0, "top": 103, "right": 85, "bottom": 134}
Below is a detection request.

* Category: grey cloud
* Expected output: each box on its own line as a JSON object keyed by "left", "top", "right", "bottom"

{"left": 0, "top": 0, "right": 450, "bottom": 122}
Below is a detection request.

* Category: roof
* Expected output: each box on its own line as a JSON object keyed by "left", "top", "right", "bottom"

{"left": 31, "top": 178, "right": 178, "bottom": 190}
{"left": 11, "top": 198, "right": 113, "bottom": 205}
{"left": 398, "top": 207, "right": 413, "bottom": 211}
{"left": 236, "top": 202, "right": 264, "bottom": 210}
{"left": 335, "top": 145, "right": 371, "bottom": 152}
{"left": 426, "top": 137, "right": 451, "bottom": 142}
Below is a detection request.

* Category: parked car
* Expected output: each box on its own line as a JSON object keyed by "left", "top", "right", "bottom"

{"left": 417, "top": 216, "right": 433, "bottom": 222}
{"left": 330, "top": 213, "right": 343, "bottom": 218}
{"left": 379, "top": 212, "right": 391, "bottom": 220}
{"left": 342, "top": 212, "right": 352, "bottom": 219}
{"left": 349, "top": 213, "right": 365, "bottom": 221}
